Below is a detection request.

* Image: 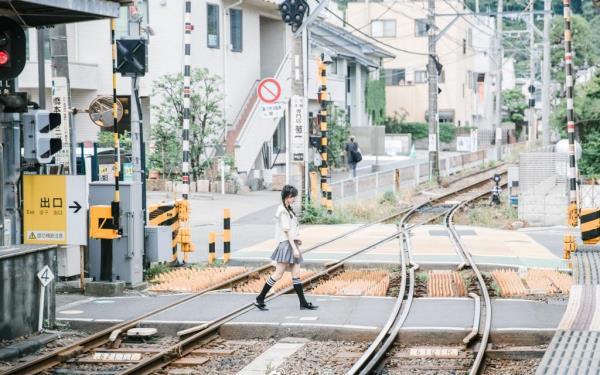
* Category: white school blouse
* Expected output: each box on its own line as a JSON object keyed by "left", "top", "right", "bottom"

{"left": 274, "top": 204, "right": 300, "bottom": 243}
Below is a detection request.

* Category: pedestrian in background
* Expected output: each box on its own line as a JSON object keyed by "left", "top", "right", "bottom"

{"left": 345, "top": 135, "right": 362, "bottom": 178}
{"left": 254, "top": 185, "right": 318, "bottom": 311}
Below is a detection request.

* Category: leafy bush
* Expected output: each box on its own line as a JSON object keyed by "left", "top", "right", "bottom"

{"left": 379, "top": 191, "right": 397, "bottom": 205}
{"left": 385, "top": 117, "right": 457, "bottom": 143}
{"left": 439, "top": 123, "right": 457, "bottom": 143}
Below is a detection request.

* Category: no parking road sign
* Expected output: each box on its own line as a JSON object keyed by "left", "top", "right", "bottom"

{"left": 257, "top": 78, "right": 281, "bottom": 104}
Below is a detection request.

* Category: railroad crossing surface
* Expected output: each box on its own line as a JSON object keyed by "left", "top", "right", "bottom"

{"left": 233, "top": 223, "right": 568, "bottom": 270}
{"left": 56, "top": 293, "right": 565, "bottom": 344}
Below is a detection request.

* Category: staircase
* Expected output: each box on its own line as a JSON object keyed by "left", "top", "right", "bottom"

{"left": 226, "top": 52, "right": 291, "bottom": 174}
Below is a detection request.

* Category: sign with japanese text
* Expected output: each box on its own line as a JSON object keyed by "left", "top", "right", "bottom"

{"left": 51, "top": 76, "right": 72, "bottom": 170}
{"left": 260, "top": 103, "right": 284, "bottom": 119}
{"left": 23, "top": 175, "right": 86, "bottom": 246}
{"left": 290, "top": 95, "right": 307, "bottom": 162}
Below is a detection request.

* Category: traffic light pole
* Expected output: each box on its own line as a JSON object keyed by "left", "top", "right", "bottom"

{"left": 427, "top": 0, "right": 440, "bottom": 181}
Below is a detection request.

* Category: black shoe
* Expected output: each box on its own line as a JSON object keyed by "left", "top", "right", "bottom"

{"left": 254, "top": 301, "right": 268, "bottom": 311}
{"left": 300, "top": 302, "right": 318, "bottom": 310}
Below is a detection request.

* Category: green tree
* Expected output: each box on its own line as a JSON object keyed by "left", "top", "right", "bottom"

{"left": 150, "top": 68, "right": 224, "bottom": 180}
{"left": 365, "top": 77, "right": 386, "bottom": 125}
{"left": 550, "top": 14, "right": 598, "bottom": 81}
{"left": 97, "top": 130, "right": 132, "bottom": 154}
{"left": 502, "top": 88, "right": 527, "bottom": 138}
{"left": 552, "top": 71, "right": 600, "bottom": 176}
{"left": 328, "top": 104, "right": 351, "bottom": 168}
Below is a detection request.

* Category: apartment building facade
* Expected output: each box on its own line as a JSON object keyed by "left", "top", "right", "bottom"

{"left": 344, "top": 0, "right": 514, "bottom": 130}
{"left": 17, "top": 0, "right": 389, "bottom": 178}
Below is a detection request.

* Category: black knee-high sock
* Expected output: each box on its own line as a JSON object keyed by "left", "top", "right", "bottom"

{"left": 292, "top": 277, "right": 308, "bottom": 306}
{"left": 257, "top": 276, "right": 276, "bottom": 303}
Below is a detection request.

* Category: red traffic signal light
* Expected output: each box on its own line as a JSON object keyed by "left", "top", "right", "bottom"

{"left": 0, "top": 17, "right": 26, "bottom": 80}
{"left": 0, "top": 50, "right": 8, "bottom": 65}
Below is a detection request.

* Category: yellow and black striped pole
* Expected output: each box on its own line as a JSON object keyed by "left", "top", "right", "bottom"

{"left": 110, "top": 18, "right": 121, "bottom": 232}
{"left": 562, "top": 0, "right": 578, "bottom": 259}
{"left": 317, "top": 55, "right": 332, "bottom": 214}
{"left": 208, "top": 231, "right": 216, "bottom": 264}
{"left": 223, "top": 208, "right": 231, "bottom": 263}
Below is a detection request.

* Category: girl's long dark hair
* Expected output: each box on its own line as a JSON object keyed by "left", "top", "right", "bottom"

{"left": 281, "top": 185, "right": 298, "bottom": 219}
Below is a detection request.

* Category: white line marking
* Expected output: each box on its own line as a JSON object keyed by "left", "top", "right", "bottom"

{"left": 417, "top": 297, "right": 472, "bottom": 301}
{"left": 284, "top": 316, "right": 298, "bottom": 319}
{"left": 94, "top": 319, "right": 124, "bottom": 323}
{"left": 225, "top": 322, "right": 281, "bottom": 326}
{"left": 401, "top": 327, "right": 470, "bottom": 331}
{"left": 58, "top": 297, "right": 96, "bottom": 310}
{"left": 56, "top": 318, "right": 93, "bottom": 322}
{"left": 58, "top": 310, "right": 84, "bottom": 315}
{"left": 299, "top": 316, "right": 318, "bottom": 321}
{"left": 280, "top": 323, "right": 379, "bottom": 330}
{"left": 142, "top": 320, "right": 207, "bottom": 325}
{"left": 494, "top": 328, "right": 557, "bottom": 331}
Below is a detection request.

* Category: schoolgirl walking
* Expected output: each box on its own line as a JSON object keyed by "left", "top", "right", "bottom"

{"left": 254, "top": 185, "right": 318, "bottom": 311}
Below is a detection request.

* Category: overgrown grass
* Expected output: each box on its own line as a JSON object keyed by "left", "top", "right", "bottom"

{"left": 144, "top": 263, "right": 171, "bottom": 281}
{"left": 415, "top": 272, "right": 428, "bottom": 283}
{"left": 300, "top": 191, "right": 403, "bottom": 224}
{"left": 457, "top": 192, "right": 519, "bottom": 229}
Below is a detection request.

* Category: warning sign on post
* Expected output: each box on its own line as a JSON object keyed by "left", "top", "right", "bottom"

{"left": 23, "top": 175, "right": 87, "bottom": 246}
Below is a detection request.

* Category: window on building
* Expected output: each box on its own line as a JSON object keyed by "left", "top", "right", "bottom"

{"left": 415, "top": 70, "right": 427, "bottom": 83}
{"left": 415, "top": 19, "right": 428, "bottom": 37}
{"left": 371, "top": 20, "right": 396, "bottom": 37}
{"left": 230, "top": 9, "right": 242, "bottom": 52}
{"left": 207, "top": 4, "right": 220, "bottom": 49}
{"left": 329, "top": 58, "right": 338, "bottom": 75}
{"left": 273, "top": 120, "right": 286, "bottom": 153}
{"left": 384, "top": 69, "right": 406, "bottom": 86}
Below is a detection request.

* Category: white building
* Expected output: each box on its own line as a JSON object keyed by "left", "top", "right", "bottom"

{"left": 343, "top": 0, "right": 515, "bottom": 130}
{"left": 17, "top": 0, "right": 390, "bottom": 181}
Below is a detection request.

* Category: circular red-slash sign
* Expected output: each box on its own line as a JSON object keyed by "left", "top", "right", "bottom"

{"left": 257, "top": 78, "right": 282, "bottom": 104}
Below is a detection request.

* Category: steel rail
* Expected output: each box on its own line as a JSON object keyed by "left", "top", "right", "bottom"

{"left": 445, "top": 202, "right": 492, "bottom": 375}
{"left": 349, "top": 175, "right": 505, "bottom": 374}
{"left": 119, "top": 232, "right": 403, "bottom": 374}
{"left": 5, "top": 166, "right": 506, "bottom": 375}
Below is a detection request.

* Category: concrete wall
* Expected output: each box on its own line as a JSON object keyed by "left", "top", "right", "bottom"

{"left": 0, "top": 246, "right": 58, "bottom": 340}
{"left": 385, "top": 134, "right": 412, "bottom": 155}
{"left": 260, "top": 17, "right": 285, "bottom": 78}
{"left": 518, "top": 186, "right": 567, "bottom": 226}
{"left": 350, "top": 126, "right": 385, "bottom": 155}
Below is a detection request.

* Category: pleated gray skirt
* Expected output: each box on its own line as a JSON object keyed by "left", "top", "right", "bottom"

{"left": 270, "top": 240, "right": 303, "bottom": 264}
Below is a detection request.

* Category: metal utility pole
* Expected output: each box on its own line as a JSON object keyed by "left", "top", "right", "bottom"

{"left": 127, "top": 6, "right": 143, "bottom": 186}
{"left": 541, "top": 0, "right": 551, "bottom": 146}
{"left": 563, "top": 0, "right": 578, "bottom": 258}
{"left": 427, "top": 0, "right": 440, "bottom": 180}
{"left": 494, "top": 0, "right": 503, "bottom": 157}
{"left": 36, "top": 29, "right": 45, "bottom": 109}
{"left": 527, "top": 0, "right": 536, "bottom": 146}
{"left": 49, "top": 24, "right": 77, "bottom": 174}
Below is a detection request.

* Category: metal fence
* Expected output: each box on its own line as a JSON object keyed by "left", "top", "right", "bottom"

{"left": 330, "top": 143, "right": 524, "bottom": 203}
{"left": 518, "top": 149, "right": 568, "bottom": 226}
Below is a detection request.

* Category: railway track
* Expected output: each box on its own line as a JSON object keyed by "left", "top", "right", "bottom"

{"left": 347, "top": 175, "right": 500, "bottom": 375}
{"left": 4, "top": 165, "right": 506, "bottom": 375}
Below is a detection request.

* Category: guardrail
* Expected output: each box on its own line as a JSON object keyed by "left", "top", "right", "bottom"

{"left": 330, "top": 143, "right": 525, "bottom": 202}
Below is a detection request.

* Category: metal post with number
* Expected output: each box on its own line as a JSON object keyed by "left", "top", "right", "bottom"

{"left": 37, "top": 265, "right": 55, "bottom": 331}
